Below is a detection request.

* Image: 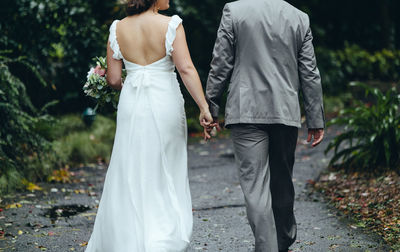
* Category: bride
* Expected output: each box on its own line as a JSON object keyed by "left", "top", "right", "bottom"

{"left": 85, "top": 0, "right": 213, "bottom": 251}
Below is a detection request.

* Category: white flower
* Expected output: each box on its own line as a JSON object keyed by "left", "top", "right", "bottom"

{"left": 87, "top": 67, "right": 95, "bottom": 79}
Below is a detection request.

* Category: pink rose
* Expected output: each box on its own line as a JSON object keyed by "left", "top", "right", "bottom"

{"left": 94, "top": 65, "right": 106, "bottom": 77}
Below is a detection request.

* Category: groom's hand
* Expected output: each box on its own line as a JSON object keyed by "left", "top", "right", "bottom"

{"left": 212, "top": 118, "right": 222, "bottom": 132}
{"left": 203, "top": 127, "right": 212, "bottom": 141}
{"left": 307, "top": 128, "right": 324, "bottom": 147}
{"left": 203, "top": 118, "right": 221, "bottom": 141}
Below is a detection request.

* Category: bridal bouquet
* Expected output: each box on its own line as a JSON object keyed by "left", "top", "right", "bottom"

{"left": 83, "top": 56, "right": 124, "bottom": 110}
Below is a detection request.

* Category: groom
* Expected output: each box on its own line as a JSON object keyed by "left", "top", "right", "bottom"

{"left": 205, "top": 0, "right": 325, "bottom": 251}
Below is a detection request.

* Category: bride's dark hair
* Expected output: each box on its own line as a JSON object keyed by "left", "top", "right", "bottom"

{"left": 126, "top": 0, "right": 158, "bottom": 15}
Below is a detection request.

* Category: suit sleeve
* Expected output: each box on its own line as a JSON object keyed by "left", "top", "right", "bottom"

{"left": 206, "top": 4, "right": 235, "bottom": 118}
{"left": 298, "top": 18, "right": 325, "bottom": 129}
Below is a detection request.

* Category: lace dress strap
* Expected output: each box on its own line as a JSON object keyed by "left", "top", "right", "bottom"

{"left": 108, "top": 20, "right": 123, "bottom": 60}
{"left": 165, "top": 15, "right": 183, "bottom": 56}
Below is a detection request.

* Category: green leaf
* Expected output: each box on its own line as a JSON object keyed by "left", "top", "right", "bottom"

{"left": 327, "top": 82, "right": 400, "bottom": 172}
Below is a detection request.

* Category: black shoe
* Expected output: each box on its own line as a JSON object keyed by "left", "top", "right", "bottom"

{"left": 279, "top": 249, "right": 289, "bottom": 252}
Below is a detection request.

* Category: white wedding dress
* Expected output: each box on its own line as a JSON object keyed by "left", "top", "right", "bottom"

{"left": 85, "top": 15, "right": 193, "bottom": 252}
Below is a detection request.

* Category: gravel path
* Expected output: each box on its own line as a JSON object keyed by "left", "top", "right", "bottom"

{"left": 0, "top": 126, "right": 390, "bottom": 251}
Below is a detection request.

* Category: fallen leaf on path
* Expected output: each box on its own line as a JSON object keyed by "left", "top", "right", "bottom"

{"left": 48, "top": 167, "right": 72, "bottom": 183}
{"left": 313, "top": 170, "right": 400, "bottom": 247}
{"left": 21, "top": 179, "right": 43, "bottom": 191}
{"left": 27, "top": 183, "right": 42, "bottom": 191}
{"left": 80, "top": 241, "right": 88, "bottom": 246}
{"left": 304, "top": 241, "right": 316, "bottom": 245}
{"left": 79, "top": 212, "right": 97, "bottom": 217}
{"left": 35, "top": 245, "right": 47, "bottom": 251}
{"left": 5, "top": 203, "right": 22, "bottom": 209}
{"left": 329, "top": 244, "right": 340, "bottom": 249}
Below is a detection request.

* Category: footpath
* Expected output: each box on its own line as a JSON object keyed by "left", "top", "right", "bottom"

{"left": 0, "top": 126, "right": 390, "bottom": 251}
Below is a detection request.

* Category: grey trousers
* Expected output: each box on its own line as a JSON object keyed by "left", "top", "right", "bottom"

{"left": 230, "top": 124, "right": 298, "bottom": 252}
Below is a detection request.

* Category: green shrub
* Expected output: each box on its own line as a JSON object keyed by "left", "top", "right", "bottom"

{"left": 0, "top": 52, "right": 59, "bottom": 194}
{"left": 52, "top": 114, "right": 116, "bottom": 164}
{"left": 316, "top": 44, "right": 400, "bottom": 95}
{"left": 186, "top": 117, "right": 203, "bottom": 133}
{"left": 325, "top": 82, "right": 400, "bottom": 173}
{"left": 1, "top": 0, "right": 119, "bottom": 113}
{"left": 323, "top": 93, "right": 353, "bottom": 117}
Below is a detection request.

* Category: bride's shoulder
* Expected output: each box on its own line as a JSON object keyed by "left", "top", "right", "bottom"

{"left": 109, "top": 17, "right": 134, "bottom": 29}
{"left": 158, "top": 14, "right": 183, "bottom": 24}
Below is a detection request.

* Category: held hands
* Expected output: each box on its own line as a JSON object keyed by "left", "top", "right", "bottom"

{"left": 199, "top": 109, "right": 213, "bottom": 140}
{"left": 203, "top": 118, "right": 221, "bottom": 141}
{"left": 307, "top": 128, "right": 324, "bottom": 147}
{"left": 199, "top": 109, "right": 221, "bottom": 141}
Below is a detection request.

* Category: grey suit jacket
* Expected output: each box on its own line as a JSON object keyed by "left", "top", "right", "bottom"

{"left": 206, "top": 0, "right": 325, "bottom": 129}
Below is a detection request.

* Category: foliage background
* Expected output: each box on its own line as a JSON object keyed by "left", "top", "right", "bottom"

{"left": 1, "top": 0, "right": 400, "bottom": 194}
{"left": 3, "top": 0, "right": 400, "bottom": 112}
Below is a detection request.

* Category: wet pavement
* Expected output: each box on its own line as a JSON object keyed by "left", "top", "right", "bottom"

{"left": 0, "top": 126, "right": 390, "bottom": 251}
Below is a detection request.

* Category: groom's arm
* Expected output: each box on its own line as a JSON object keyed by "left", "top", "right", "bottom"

{"left": 298, "top": 17, "right": 325, "bottom": 129}
{"left": 206, "top": 4, "right": 235, "bottom": 119}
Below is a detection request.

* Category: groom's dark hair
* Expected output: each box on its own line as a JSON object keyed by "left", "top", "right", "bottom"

{"left": 126, "top": 0, "right": 158, "bottom": 15}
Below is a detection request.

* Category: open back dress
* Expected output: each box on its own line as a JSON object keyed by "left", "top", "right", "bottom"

{"left": 85, "top": 15, "right": 193, "bottom": 252}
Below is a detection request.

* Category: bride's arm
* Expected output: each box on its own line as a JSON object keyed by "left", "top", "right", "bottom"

{"left": 106, "top": 41, "right": 123, "bottom": 90}
{"left": 172, "top": 24, "right": 213, "bottom": 128}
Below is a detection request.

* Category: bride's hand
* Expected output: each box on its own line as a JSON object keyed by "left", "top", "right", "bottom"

{"left": 199, "top": 109, "right": 213, "bottom": 128}
{"left": 199, "top": 109, "right": 213, "bottom": 141}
